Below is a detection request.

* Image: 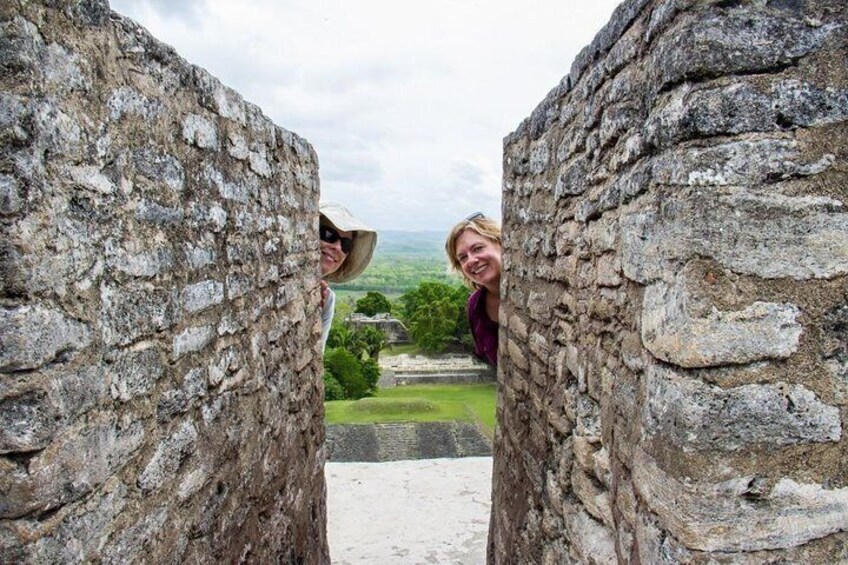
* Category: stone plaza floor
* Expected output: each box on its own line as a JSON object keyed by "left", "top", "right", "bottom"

{"left": 326, "top": 457, "right": 493, "bottom": 564}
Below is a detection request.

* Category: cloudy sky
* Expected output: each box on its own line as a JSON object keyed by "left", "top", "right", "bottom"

{"left": 109, "top": 0, "right": 622, "bottom": 231}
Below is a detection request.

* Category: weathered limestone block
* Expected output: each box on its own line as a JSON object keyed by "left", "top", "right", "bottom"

{"left": 650, "top": 9, "right": 839, "bottom": 92}
{"left": 182, "top": 113, "right": 218, "bottom": 149}
{"left": 187, "top": 202, "right": 228, "bottom": 233}
{"left": 615, "top": 477, "right": 638, "bottom": 529}
{"left": 595, "top": 253, "right": 621, "bottom": 287}
{"left": 183, "top": 239, "right": 219, "bottom": 272}
{"left": 633, "top": 447, "right": 848, "bottom": 552}
{"left": 137, "top": 421, "right": 198, "bottom": 493}
{"left": 0, "top": 413, "right": 145, "bottom": 519}
{"left": 106, "top": 243, "right": 175, "bottom": 279}
{"left": 561, "top": 344, "right": 583, "bottom": 384}
{"left": 132, "top": 148, "right": 185, "bottom": 193}
{"left": 645, "top": 80, "right": 848, "bottom": 149}
{"left": 622, "top": 187, "right": 848, "bottom": 282}
{"left": 0, "top": 173, "right": 24, "bottom": 216}
{"left": 4, "top": 202, "right": 106, "bottom": 295}
{"left": 181, "top": 279, "right": 225, "bottom": 314}
{"left": 56, "top": 364, "right": 109, "bottom": 419}
{"left": 508, "top": 313, "right": 529, "bottom": 341}
{"left": 652, "top": 138, "right": 836, "bottom": 187}
{"left": 100, "top": 283, "right": 179, "bottom": 347}
{"left": 599, "top": 102, "right": 641, "bottom": 149}
{"left": 529, "top": 331, "right": 550, "bottom": 360}
{"left": 107, "top": 86, "right": 163, "bottom": 121}
{"left": 0, "top": 387, "right": 57, "bottom": 454}
{"left": 634, "top": 510, "right": 692, "bottom": 565}
{"left": 575, "top": 395, "right": 602, "bottom": 442}
{"left": 585, "top": 218, "right": 618, "bottom": 254}
{"left": 565, "top": 506, "right": 618, "bottom": 565}
{"left": 643, "top": 364, "right": 841, "bottom": 452}
{"left": 157, "top": 367, "right": 207, "bottom": 422}
{"left": 29, "top": 480, "right": 129, "bottom": 564}
{"left": 823, "top": 305, "right": 848, "bottom": 405}
{"left": 226, "top": 271, "right": 255, "bottom": 299}
{"left": 592, "top": 446, "right": 611, "bottom": 489}
{"left": 203, "top": 162, "right": 251, "bottom": 204}
{"left": 100, "top": 507, "right": 169, "bottom": 565}
{"left": 177, "top": 464, "right": 211, "bottom": 501}
{"left": 507, "top": 339, "right": 529, "bottom": 370}
{"left": 573, "top": 434, "right": 600, "bottom": 475}
{"left": 1, "top": 364, "right": 110, "bottom": 455}
{"left": 0, "top": 305, "right": 92, "bottom": 371}
{"left": 641, "top": 275, "right": 803, "bottom": 368}
{"left": 572, "top": 466, "right": 614, "bottom": 527}
{"left": 172, "top": 325, "right": 216, "bottom": 359}
{"left": 109, "top": 346, "right": 165, "bottom": 402}
{"left": 134, "top": 200, "right": 184, "bottom": 226}
{"left": 66, "top": 164, "right": 117, "bottom": 194}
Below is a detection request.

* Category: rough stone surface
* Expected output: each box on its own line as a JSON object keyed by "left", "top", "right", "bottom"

{"left": 1, "top": 2, "right": 327, "bottom": 562}
{"left": 641, "top": 273, "right": 804, "bottom": 367}
{"left": 0, "top": 305, "right": 92, "bottom": 371}
{"left": 643, "top": 365, "right": 842, "bottom": 452}
{"left": 494, "top": 0, "right": 848, "bottom": 563}
{"left": 632, "top": 447, "right": 848, "bottom": 553}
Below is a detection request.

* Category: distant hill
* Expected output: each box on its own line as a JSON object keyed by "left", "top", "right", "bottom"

{"left": 374, "top": 230, "right": 446, "bottom": 258}
{"left": 336, "top": 230, "right": 459, "bottom": 294}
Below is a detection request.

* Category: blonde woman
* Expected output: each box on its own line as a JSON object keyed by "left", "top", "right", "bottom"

{"left": 445, "top": 213, "right": 502, "bottom": 366}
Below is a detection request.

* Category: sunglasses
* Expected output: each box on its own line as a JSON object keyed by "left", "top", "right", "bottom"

{"left": 320, "top": 224, "right": 354, "bottom": 254}
{"left": 465, "top": 211, "right": 485, "bottom": 221}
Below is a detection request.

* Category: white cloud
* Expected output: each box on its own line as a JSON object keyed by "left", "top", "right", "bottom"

{"left": 110, "top": 0, "right": 622, "bottom": 231}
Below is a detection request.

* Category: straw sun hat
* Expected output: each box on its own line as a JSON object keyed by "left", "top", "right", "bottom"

{"left": 319, "top": 201, "right": 377, "bottom": 283}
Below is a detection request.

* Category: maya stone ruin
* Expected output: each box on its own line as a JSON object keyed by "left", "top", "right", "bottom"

{"left": 493, "top": 0, "right": 848, "bottom": 563}
{"left": 2, "top": 1, "right": 327, "bottom": 562}
{"left": 2, "top": 0, "right": 847, "bottom": 563}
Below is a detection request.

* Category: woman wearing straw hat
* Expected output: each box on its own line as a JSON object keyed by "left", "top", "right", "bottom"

{"left": 445, "top": 213, "right": 502, "bottom": 366}
{"left": 319, "top": 202, "right": 378, "bottom": 350}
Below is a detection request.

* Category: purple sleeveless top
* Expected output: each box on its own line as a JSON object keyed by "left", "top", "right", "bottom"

{"left": 467, "top": 288, "right": 498, "bottom": 366}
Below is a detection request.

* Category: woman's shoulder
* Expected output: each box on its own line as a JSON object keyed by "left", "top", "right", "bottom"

{"left": 467, "top": 287, "right": 485, "bottom": 311}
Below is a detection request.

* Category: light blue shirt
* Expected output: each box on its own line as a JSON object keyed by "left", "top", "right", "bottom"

{"left": 321, "top": 288, "right": 335, "bottom": 352}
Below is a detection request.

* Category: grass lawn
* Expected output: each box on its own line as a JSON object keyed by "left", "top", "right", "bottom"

{"left": 324, "top": 383, "right": 497, "bottom": 436}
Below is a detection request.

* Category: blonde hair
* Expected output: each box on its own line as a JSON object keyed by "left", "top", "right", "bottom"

{"left": 445, "top": 216, "right": 502, "bottom": 289}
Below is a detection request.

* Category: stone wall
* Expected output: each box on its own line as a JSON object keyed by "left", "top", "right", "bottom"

{"left": 379, "top": 353, "right": 496, "bottom": 386}
{"left": 1, "top": 2, "right": 328, "bottom": 562}
{"left": 326, "top": 422, "right": 492, "bottom": 462}
{"left": 346, "top": 313, "right": 411, "bottom": 344}
{"left": 493, "top": 0, "right": 848, "bottom": 563}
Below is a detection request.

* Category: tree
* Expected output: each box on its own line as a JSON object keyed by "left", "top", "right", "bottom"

{"left": 351, "top": 325, "right": 387, "bottom": 361}
{"left": 355, "top": 291, "right": 392, "bottom": 316}
{"left": 324, "top": 347, "right": 369, "bottom": 400}
{"left": 322, "top": 368, "right": 345, "bottom": 401}
{"left": 451, "top": 284, "right": 473, "bottom": 349}
{"left": 361, "top": 358, "right": 380, "bottom": 394}
{"left": 399, "top": 281, "right": 471, "bottom": 352}
{"left": 411, "top": 298, "right": 457, "bottom": 351}
{"left": 326, "top": 324, "right": 353, "bottom": 349}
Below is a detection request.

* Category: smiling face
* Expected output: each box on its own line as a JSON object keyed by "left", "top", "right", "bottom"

{"left": 455, "top": 229, "right": 502, "bottom": 291}
{"left": 320, "top": 226, "right": 353, "bottom": 277}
